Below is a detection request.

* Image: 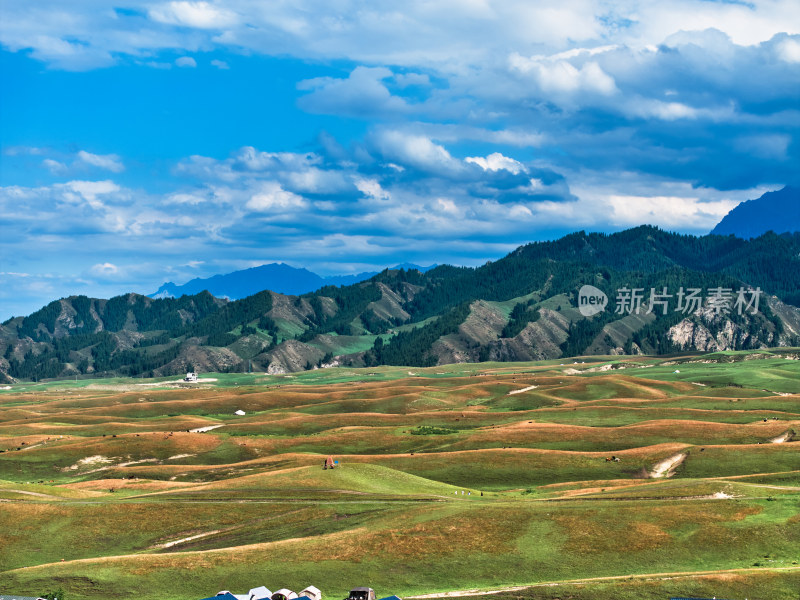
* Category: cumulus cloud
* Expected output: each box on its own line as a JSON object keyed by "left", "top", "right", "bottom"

{"left": 436, "top": 197, "right": 460, "bottom": 215}
{"left": 465, "top": 152, "right": 525, "bottom": 174}
{"left": 61, "top": 180, "right": 121, "bottom": 207}
{"left": 2, "top": 0, "right": 799, "bottom": 318}
{"left": 2, "top": 135, "right": 783, "bottom": 321}
{"left": 509, "top": 54, "right": 618, "bottom": 97}
{"left": 245, "top": 182, "right": 307, "bottom": 212}
{"left": 166, "top": 192, "right": 208, "bottom": 205}
{"left": 298, "top": 67, "right": 409, "bottom": 117}
{"left": 565, "top": 173, "right": 768, "bottom": 232}
{"left": 77, "top": 151, "right": 125, "bottom": 172}
{"left": 777, "top": 37, "right": 800, "bottom": 62}
{"left": 42, "top": 158, "right": 67, "bottom": 175}
{"left": 371, "top": 130, "right": 463, "bottom": 175}
{"left": 89, "top": 262, "right": 121, "bottom": 277}
{"left": 148, "top": 1, "right": 238, "bottom": 29}
{"left": 175, "top": 56, "right": 197, "bottom": 68}
{"left": 604, "top": 194, "right": 738, "bottom": 229}
{"left": 3, "top": 0, "right": 799, "bottom": 74}
{"left": 354, "top": 177, "right": 391, "bottom": 202}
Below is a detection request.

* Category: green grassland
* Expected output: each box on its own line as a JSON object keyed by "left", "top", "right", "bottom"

{"left": 1, "top": 350, "right": 799, "bottom": 599}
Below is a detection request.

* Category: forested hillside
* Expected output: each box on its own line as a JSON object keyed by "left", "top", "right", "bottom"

{"left": 3, "top": 226, "right": 800, "bottom": 381}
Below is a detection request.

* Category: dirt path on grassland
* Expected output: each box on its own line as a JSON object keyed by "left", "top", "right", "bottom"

{"left": 0, "top": 488, "right": 63, "bottom": 499}
{"left": 406, "top": 565, "right": 800, "bottom": 598}
{"left": 83, "top": 378, "right": 219, "bottom": 392}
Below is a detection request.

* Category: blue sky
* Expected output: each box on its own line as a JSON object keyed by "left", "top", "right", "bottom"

{"left": 1, "top": 0, "right": 799, "bottom": 320}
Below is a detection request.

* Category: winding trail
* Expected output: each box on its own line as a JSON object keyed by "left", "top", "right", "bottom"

{"left": 507, "top": 385, "right": 538, "bottom": 395}
{"left": 159, "top": 530, "right": 221, "bottom": 549}
{"left": 189, "top": 424, "right": 225, "bottom": 433}
{"left": 0, "top": 488, "right": 61, "bottom": 499}
{"left": 407, "top": 566, "right": 800, "bottom": 598}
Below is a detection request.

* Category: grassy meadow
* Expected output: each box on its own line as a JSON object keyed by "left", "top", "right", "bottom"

{"left": 1, "top": 351, "right": 799, "bottom": 599}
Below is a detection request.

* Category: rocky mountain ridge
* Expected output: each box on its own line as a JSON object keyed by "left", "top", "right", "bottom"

{"left": 3, "top": 226, "right": 800, "bottom": 381}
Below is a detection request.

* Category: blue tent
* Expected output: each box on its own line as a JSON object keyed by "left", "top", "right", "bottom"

{"left": 198, "top": 594, "right": 238, "bottom": 600}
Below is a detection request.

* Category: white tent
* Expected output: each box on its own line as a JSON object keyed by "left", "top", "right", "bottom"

{"left": 249, "top": 587, "right": 273, "bottom": 600}
{"left": 301, "top": 586, "right": 321, "bottom": 600}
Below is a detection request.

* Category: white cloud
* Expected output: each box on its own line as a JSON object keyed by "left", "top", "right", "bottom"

{"left": 354, "top": 177, "right": 391, "bottom": 202}
{"left": 372, "top": 130, "right": 463, "bottom": 174}
{"left": 77, "top": 151, "right": 124, "bottom": 173}
{"left": 605, "top": 195, "right": 738, "bottom": 229}
{"left": 234, "top": 146, "right": 320, "bottom": 172}
{"left": 509, "top": 54, "right": 618, "bottom": 96}
{"left": 210, "top": 59, "right": 229, "bottom": 69}
{"left": 778, "top": 38, "right": 800, "bottom": 62}
{"left": 245, "top": 182, "right": 306, "bottom": 212}
{"left": 89, "top": 262, "right": 120, "bottom": 278}
{"left": 563, "top": 175, "right": 765, "bottom": 232}
{"left": 284, "top": 167, "right": 350, "bottom": 193}
{"left": 509, "top": 204, "right": 533, "bottom": 219}
{"left": 625, "top": 98, "right": 735, "bottom": 122}
{"left": 628, "top": 0, "right": 800, "bottom": 48}
{"left": 5, "top": 146, "right": 46, "bottom": 156}
{"left": 148, "top": 1, "right": 238, "bottom": 29}
{"left": 465, "top": 152, "right": 525, "bottom": 174}
{"left": 3, "top": 0, "right": 799, "bottom": 74}
{"left": 62, "top": 180, "right": 121, "bottom": 206}
{"left": 175, "top": 56, "right": 197, "bottom": 68}
{"left": 166, "top": 192, "right": 208, "bottom": 205}
{"left": 298, "top": 66, "right": 409, "bottom": 117}
{"left": 436, "top": 198, "right": 459, "bottom": 215}
{"left": 42, "top": 159, "right": 67, "bottom": 175}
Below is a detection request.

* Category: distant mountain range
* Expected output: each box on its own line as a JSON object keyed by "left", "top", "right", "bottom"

{"left": 150, "top": 262, "right": 437, "bottom": 300}
{"left": 712, "top": 186, "right": 800, "bottom": 238}
{"left": 149, "top": 263, "right": 370, "bottom": 300}
{"left": 3, "top": 225, "right": 800, "bottom": 382}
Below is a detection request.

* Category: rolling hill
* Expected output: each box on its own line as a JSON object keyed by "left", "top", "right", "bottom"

{"left": 1, "top": 353, "right": 799, "bottom": 599}
{"left": 3, "top": 225, "right": 800, "bottom": 382}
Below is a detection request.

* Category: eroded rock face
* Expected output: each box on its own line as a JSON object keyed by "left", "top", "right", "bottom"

{"left": 768, "top": 296, "right": 800, "bottom": 339}
{"left": 489, "top": 308, "right": 570, "bottom": 362}
{"left": 155, "top": 344, "right": 243, "bottom": 376}
{"left": 263, "top": 339, "right": 324, "bottom": 373}
{"left": 666, "top": 304, "right": 779, "bottom": 352}
{"left": 668, "top": 319, "right": 720, "bottom": 351}
{"left": 267, "top": 362, "right": 287, "bottom": 375}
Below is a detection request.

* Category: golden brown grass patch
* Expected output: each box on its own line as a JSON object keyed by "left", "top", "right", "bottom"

{"left": 552, "top": 513, "right": 671, "bottom": 554}
{"left": 649, "top": 503, "right": 762, "bottom": 528}
{"left": 64, "top": 478, "right": 197, "bottom": 491}
{"left": 296, "top": 506, "right": 526, "bottom": 562}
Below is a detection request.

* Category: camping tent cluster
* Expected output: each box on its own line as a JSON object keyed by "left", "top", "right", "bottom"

{"left": 200, "top": 587, "right": 400, "bottom": 600}
{"left": 202, "top": 586, "right": 321, "bottom": 600}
